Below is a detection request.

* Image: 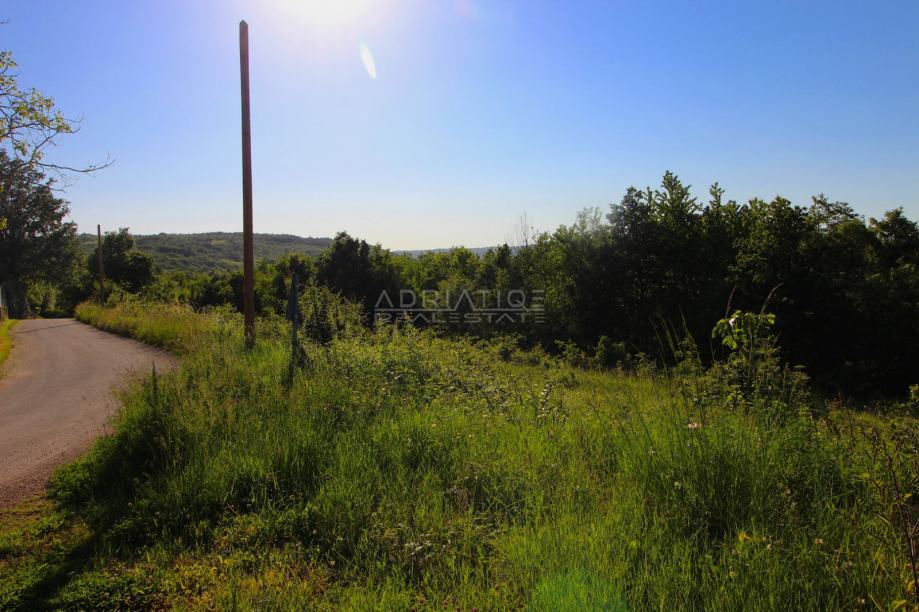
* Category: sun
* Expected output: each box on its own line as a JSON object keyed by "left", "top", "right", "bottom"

{"left": 283, "top": 0, "right": 375, "bottom": 30}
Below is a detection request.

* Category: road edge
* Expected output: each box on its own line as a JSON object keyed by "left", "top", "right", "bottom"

{"left": 0, "top": 319, "right": 18, "bottom": 373}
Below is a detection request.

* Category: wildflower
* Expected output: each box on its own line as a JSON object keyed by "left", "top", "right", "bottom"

{"left": 814, "top": 538, "right": 824, "bottom": 545}
{"left": 687, "top": 422, "right": 702, "bottom": 430}
{"left": 738, "top": 531, "right": 750, "bottom": 543}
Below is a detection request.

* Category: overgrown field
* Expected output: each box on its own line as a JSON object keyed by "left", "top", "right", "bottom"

{"left": 1, "top": 302, "right": 917, "bottom": 610}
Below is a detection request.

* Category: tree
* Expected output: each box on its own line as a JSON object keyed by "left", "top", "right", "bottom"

{"left": 0, "top": 152, "right": 81, "bottom": 316}
{"left": 0, "top": 48, "right": 109, "bottom": 182}
{"left": 0, "top": 44, "right": 110, "bottom": 315}
{"left": 316, "top": 232, "right": 374, "bottom": 303}
{"left": 0, "top": 44, "right": 109, "bottom": 260}
{"left": 869, "top": 208, "right": 919, "bottom": 268}
{"left": 88, "top": 228, "right": 156, "bottom": 294}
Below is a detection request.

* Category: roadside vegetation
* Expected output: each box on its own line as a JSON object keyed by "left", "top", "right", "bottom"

{"left": 1, "top": 300, "right": 917, "bottom": 609}
{"left": 0, "top": 318, "right": 16, "bottom": 369}
{"left": 75, "top": 301, "right": 213, "bottom": 353}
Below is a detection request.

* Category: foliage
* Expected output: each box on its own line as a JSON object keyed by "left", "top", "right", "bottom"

{"left": 0, "top": 43, "right": 108, "bottom": 316}
{"left": 63, "top": 173, "right": 919, "bottom": 397}
{"left": 315, "top": 231, "right": 400, "bottom": 308}
{"left": 86, "top": 227, "right": 156, "bottom": 293}
{"left": 0, "top": 153, "right": 83, "bottom": 317}
{"left": 0, "top": 318, "right": 15, "bottom": 369}
{"left": 298, "top": 283, "right": 365, "bottom": 344}
{"left": 0, "top": 49, "right": 86, "bottom": 175}
{"left": 78, "top": 232, "right": 332, "bottom": 273}
{"left": 75, "top": 300, "right": 214, "bottom": 353}
{"left": 1, "top": 303, "right": 913, "bottom": 609}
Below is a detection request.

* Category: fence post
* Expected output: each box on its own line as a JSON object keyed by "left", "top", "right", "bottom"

{"left": 151, "top": 361, "right": 159, "bottom": 407}
{"left": 286, "top": 271, "right": 300, "bottom": 382}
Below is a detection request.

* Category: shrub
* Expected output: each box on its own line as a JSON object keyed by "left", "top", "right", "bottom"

{"left": 298, "top": 284, "right": 364, "bottom": 344}
{"left": 709, "top": 309, "right": 811, "bottom": 419}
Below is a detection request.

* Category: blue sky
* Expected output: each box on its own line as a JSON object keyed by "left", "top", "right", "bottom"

{"left": 4, "top": 0, "right": 918, "bottom": 249}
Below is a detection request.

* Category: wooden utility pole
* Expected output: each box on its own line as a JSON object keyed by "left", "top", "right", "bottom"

{"left": 239, "top": 20, "right": 256, "bottom": 348}
{"left": 96, "top": 224, "right": 105, "bottom": 305}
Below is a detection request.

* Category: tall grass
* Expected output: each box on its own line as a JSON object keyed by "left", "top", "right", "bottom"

{"left": 75, "top": 301, "right": 215, "bottom": 353}
{"left": 0, "top": 318, "right": 16, "bottom": 370}
{"left": 6, "top": 302, "right": 914, "bottom": 609}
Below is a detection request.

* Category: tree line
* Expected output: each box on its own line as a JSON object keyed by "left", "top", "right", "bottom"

{"left": 4, "top": 149, "right": 918, "bottom": 397}
{"left": 307, "top": 173, "right": 917, "bottom": 398}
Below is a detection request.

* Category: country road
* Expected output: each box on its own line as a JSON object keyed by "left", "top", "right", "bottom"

{"left": 0, "top": 319, "right": 174, "bottom": 508}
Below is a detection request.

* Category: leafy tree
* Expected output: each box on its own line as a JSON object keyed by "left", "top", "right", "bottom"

{"left": 316, "top": 232, "right": 398, "bottom": 310}
{"left": 0, "top": 45, "right": 109, "bottom": 315}
{"left": 0, "top": 48, "right": 109, "bottom": 182}
{"left": 88, "top": 228, "right": 156, "bottom": 294}
{"left": 870, "top": 208, "right": 919, "bottom": 268}
{"left": 0, "top": 153, "right": 81, "bottom": 316}
{"left": 316, "top": 232, "right": 374, "bottom": 303}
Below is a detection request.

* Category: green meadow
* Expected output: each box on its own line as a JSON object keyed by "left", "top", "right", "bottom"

{"left": 1, "top": 300, "right": 916, "bottom": 610}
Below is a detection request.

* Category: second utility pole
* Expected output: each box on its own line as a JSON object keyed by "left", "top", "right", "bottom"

{"left": 96, "top": 224, "right": 105, "bottom": 305}
{"left": 239, "top": 20, "right": 256, "bottom": 348}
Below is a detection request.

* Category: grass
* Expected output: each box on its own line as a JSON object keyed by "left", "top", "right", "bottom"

{"left": 75, "top": 300, "right": 214, "bottom": 353}
{"left": 0, "top": 318, "right": 17, "bottom": 371}
{"left": 1, "top": 301, "right": 916, "bottom": 609}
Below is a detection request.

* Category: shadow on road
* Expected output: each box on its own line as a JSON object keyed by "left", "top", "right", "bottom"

{"left": 14, "top": 321, "right": 80, "bottom": 334}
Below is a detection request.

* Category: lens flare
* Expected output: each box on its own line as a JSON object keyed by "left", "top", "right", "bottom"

{"left": 360, "top": 42, "right": 377, "bottom": 79}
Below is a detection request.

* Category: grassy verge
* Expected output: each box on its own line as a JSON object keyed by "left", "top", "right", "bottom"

{"left": 2, "top": 302, "right": 916, "bottom": 609}
{"left": 0, "top": 319, "right": 17, "bottom": 370}
{"left": 75, "top": 301, "right": 213, "bottom": 353}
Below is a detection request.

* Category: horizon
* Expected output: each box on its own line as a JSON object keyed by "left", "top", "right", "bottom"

{"left": 75, "top": 229, "right": 501, "bottom": 253}
{"left": 5, "top": 0, "right": 919, "bottom": 249}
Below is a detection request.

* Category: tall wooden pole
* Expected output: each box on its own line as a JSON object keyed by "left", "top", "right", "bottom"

{"left": 239, "top": 20, "right": 256, "bottom": 348}
{"left": 96, "top": 224, "right": 105, "bottom": 305}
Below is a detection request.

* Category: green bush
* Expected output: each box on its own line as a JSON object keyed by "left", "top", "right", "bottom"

{"left": 298, "top": 284, "right": 364, "bottom": 344}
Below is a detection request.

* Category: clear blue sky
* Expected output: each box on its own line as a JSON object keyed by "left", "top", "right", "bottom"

{"left": 5, "top": 0, "right": 918, "bottom": 249}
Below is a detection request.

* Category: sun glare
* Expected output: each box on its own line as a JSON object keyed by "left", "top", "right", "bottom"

{"left": 284, "top": 0, "right": 374, "bottom": 29}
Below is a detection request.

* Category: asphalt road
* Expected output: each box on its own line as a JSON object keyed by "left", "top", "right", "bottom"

{"left": 0, "top": 319, "right": 174, "bottom": 508}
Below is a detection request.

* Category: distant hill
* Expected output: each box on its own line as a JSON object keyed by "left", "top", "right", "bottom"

{"left": 78, "top": 232, "right": 334, "bottom": 272}
{"left": 394, "top": 246, "right": 508, "bottom": 257}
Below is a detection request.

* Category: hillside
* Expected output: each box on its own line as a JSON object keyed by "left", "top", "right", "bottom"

{"left": 394, "top": 246, "right": 505, "bottom": 257}
{"left": 78, "top": 232, "right": 333, "bottom": 272}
